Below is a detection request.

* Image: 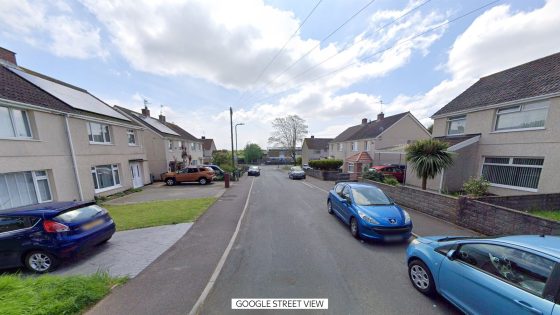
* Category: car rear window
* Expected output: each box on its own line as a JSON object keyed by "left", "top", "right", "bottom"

{"left": 55, "top": 205, "right": 104, "bottom": 223}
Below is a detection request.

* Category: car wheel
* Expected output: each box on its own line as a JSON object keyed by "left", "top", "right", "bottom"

{"left": 25, "top": 251, "right": 57, "bottom": 273}
{"left": 350, "top": 217, "right": 360, "bottom": 239}
{"left": 199, "top": 177, "right": 208, "bottom": 185}
{"left": 166, "top": 178, "right": 176, "bottom": 186}
{"left": 327, "top": 200, "right": 334, "bottom": 215}
{"left": 408, "top": 259, "right": 436, "bottom": 296}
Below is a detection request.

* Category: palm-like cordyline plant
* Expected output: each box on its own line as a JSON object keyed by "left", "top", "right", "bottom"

{"left": 405, "top": 139, "right": 454, "bottom": 190}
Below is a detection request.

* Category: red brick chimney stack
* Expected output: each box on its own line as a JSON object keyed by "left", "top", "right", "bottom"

{"left": 0, "top": 47, "right": 17, "bottom": 65}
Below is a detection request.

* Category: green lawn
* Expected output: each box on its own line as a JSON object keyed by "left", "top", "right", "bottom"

{"left": 530, "top": 210, "right": 560, "bottom": 222}
{"left": 104, "top": 198, "right": 216, "bottom": 231}
{"left": 0, "top": 273, "right": 126, "bottom": 315}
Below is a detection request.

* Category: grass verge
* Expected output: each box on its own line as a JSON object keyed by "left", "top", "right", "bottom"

{"left": 104, "top": 197, "right": 216, "bottom": 231}
{"left": 0, "top": 272, "right": 126, "bottom": 315}
{"left": 530, "top": 210, "right": 560, "bottom": 222}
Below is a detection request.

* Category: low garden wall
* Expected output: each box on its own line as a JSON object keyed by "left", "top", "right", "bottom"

{"left": 475, "top": 193, "right": 560, "bottom": 212}
{"left": 305, "top": 169, "right": 348, "bottom": 181}
{"left": 360, "top": 179, "right": 560, "bottom": 236}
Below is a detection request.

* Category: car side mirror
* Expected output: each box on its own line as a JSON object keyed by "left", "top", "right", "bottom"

{"left": 446, "top": 249, "right": 456, "bottom": 261}
{"left": 345, "top": 197, "right": 352, "bottom": 204}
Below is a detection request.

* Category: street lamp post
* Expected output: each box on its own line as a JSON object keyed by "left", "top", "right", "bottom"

{"left": 235, "top": 123, "right": 245, "bottom": 166}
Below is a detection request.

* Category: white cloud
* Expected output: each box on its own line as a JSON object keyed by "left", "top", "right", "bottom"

{"left": 0, "top": 0, "right": 108, "bottom": 59}
{"left": 389, "top": 0, "right": 560, "bottom": 123}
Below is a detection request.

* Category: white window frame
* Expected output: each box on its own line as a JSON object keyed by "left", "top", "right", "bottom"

{"left": 87, "top": 122, "right": 112, "bottom": 144}
{"left": 338, "top": 143, "right": 343, "bottom": 152}
{"left": 447, "top": 115, "right": 466, "bottom": 136}
{"left": 168, "top": 140, "right": 173, "bottom": 151}
{"left": 351, "top": 141, "right": 358, "bottom": 151}
{"left": 190, "top": 142, "right": 196, "bottom": 151}
{"left": 91, "top": 164, "right": 121, "bottom": 193}
{"left": 493, "top": 103, "right": 548, "bottom": 132}
{"left": 0, "top": 106, "right": 33, "bottom": 139}
{"left": 127, "top": 129, "right": 137, "bottom": 146}
{"left": 481, "top": 157, "right": 544, "bottom": 192}
{"left": 0, "top": 170, "right": 52, "bottom": 210}
{"left": 348, "top": 162, "right": 355, "bottom": 173}
{"left": 364, "top": 141, "right": 370, "bottom": 151}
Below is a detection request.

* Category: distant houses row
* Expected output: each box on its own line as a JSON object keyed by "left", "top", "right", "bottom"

{"left": 302, "top": 52, "right": 560, "bottom": 196}
{"left": 0, "top": 47, "right": 216, "bottom": 210}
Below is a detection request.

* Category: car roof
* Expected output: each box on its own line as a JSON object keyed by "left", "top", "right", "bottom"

{"left": 336, "top": 182, "right": 378, "bottom": 190}
{"left": 0, "top": 201, "right": 93, "bottom": 216}
{"left": 492, "top": 235, "right": 560, "bottom": 258}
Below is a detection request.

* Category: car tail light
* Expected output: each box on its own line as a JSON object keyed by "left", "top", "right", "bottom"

{"left": 43, "top": 220, "right": 70, "bottom": 233}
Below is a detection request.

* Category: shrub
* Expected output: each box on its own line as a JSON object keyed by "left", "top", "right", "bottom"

{"left": 383, "top": 176, "right": 399, "bottom": 186}
{"left": 296, "top": 157, "right": 302, "bottom": 166}
{"left": 462, "top": 176, "right": 490, "bottom": 196}
{"left": 309, "top": 159, "right": 343, "bottom": 170}
{"left": 363, "top": 169, "right": 385, "bottom": 182}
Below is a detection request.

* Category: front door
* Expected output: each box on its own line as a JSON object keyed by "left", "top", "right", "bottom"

{"left": 130, "top": 162, "right": 144, "bottom": 188}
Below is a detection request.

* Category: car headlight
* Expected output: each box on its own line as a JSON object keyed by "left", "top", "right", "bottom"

{"left": 358, "top": 210, "right": 379, "bottom": 225}
{"left": 410, "top": 238, "right": 420, "bottom": 245}
{"left": 403, "top": 210, "right": 411, "bottom": 224}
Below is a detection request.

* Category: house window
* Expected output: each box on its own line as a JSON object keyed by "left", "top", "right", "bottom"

{"left": 190, "top": 143, "right": 196, "bottom": 151}
{"left": 0, "top": 170, "right": 52, "bottom": 210}
{"left": 338, "top": 143, "right": 344, "bottom": 151}
{"left": 348, "top": 163, "right": 355, "bottom": 173}
{"left": 364, "top": 141, "right": 370, "bottom": 151}
{"left": 181, "top": 141, "right": 187, "bottom": 150}
{"left": 351, "top": 141, "right": 358, "bottom": 151}
{"left": 447, "top": 116, "right": 466, "bottom": 135}
{"left": 198, "top": 143, "right": 202, "bottom": 151}
{"left": 91, "top": 164, "right": 121, "bottom": 192}
{"left": 168, "top": 140, "right": 173, "bottom": 151}
{"left": 0, "top": 106, "right": 32, "bottom": 139}
{"left": 482, "top": 157, "right": 544, "bottom": 191}
{"left": 127, "top": 129, "right": 137, "bottom": 146}
{"left": 495, "top": 103, "right": 548, "bottom": 131}
{"left": 88, "top": 122, "right": 111, "bottom": 144}
{"left": 314, "top": 150, "right": 321, "bottom": 154}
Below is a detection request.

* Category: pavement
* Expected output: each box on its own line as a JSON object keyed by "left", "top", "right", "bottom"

{"left": 87, "top": 175, "right": 254, "bottom": 315}
{"left": 105, "top": 181, "right": 226, "bottom": 205}
{"left": 53, "top": 223, "right": 192, "bottom": 278}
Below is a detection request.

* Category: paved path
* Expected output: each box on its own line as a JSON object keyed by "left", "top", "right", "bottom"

{"left": 87, "top": 176, "right": 254, "bottom": 315}
{"left": 106, "top": 182, "right": 226, "bottom": 205}
{"left": 54, "top": 223, "right": 192, "bottom": 278}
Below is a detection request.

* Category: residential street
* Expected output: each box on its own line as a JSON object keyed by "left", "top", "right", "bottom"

{"left": 199, "top": 166, "right": 462, "bottom": 314}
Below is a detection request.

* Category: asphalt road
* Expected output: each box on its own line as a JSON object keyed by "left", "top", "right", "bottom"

{"left": 200, "top": 166, "right": 461, "bottom": 314}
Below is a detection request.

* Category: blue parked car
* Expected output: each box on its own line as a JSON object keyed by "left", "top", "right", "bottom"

{"left": 406, "top": 235, "right": 560, "bottom": 315}
{"left": 327, "top": 182, "right": 412, "bottom": 241}
{"left": 0, "top": 201, "right": 116, "bottom": 273}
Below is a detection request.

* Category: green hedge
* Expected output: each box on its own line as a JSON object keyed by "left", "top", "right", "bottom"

{"left": 308, "top": 159, "right": 343, "bottom": 170}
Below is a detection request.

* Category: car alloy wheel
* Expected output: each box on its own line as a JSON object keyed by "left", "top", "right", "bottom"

{"left": 327, "top": 200, "right": 334, "bottom": 215}
{"left": 199, "top": 178, "right": 207, "bottom": 185}
{"left": 166, "top": 178, "right": 175, "bottom": 186}
{"left": 408, "top": 260, "right": 435, "bottom": 296}
{"left": 26, "top": 251, "right": 55, "bottom": 273}
{"left": 350, "top": 217, "right": 360, "bottom": 239}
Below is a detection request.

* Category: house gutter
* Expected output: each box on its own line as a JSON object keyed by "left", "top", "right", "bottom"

{"left": 64, "top": 114, "right": 84, "bottom": 201}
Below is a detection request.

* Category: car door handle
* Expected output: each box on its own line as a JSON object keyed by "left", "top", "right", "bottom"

{"left": 513, "top": 300, "right": 542, "bottom": 315}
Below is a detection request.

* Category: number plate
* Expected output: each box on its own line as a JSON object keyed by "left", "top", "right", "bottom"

{"left": 82, "top": 219, "right": 104, "bottom": 231}
{"left": 384, "top": 235, "right": 403, "bottom": 242}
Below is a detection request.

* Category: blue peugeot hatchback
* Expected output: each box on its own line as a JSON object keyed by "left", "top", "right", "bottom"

{"left": 406, "top": 235, "right": 560, "bottom": 315}
{"left": 327, "top": 182, "right": 412, "bottom": 241}
{"left": 0, "top": 201, "right": 116, "bottom": 273}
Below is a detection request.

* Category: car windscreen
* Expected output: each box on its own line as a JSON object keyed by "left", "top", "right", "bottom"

{"left": 291, "top": 167, "right": 302, "bottom": 171}
{"left": 54, "top": 205, "right": 104, "bottom": 223}
{"left": 249, "top": 166, "right": 259, "bottom": 170}
{"left": 351, "top": 186, "right": 392, "bottom": 206}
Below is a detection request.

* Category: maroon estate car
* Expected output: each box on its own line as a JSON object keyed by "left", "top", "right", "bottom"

{"left": 370, "top": 165, "right": 405, "bottom": 183}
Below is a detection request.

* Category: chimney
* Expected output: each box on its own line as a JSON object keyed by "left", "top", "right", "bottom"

{"left": 361, "top": 118, "right": 368, "bottom": 124}
{"left": 311, "top": 135, "right": 314, "bottom": 139}
{"left": 158, "top": 114, "right": 166, "bottom": 123}
{"left": 201, "top": 136, "right": 206, "bottom": 139}
{"left": 141, "top": 106, "right": 150, "bottom": 117}
{"left": 377, "top": 112, "right": 384, "bottom": 120}
{"left": 0, "top": 47, "right": 17, "bottom": 65}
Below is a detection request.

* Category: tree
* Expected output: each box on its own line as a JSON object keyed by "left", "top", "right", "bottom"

{"left": 212, "top": 150, "right": 231, "bottom": 166}
{"left": 268, "top": 115, "right": 308, "bottom": 165}
{"left": 405, "top": 139, "right": 454, "bottom": 190}
{"left": 244, "top": 143, "right": 263, "bottom": 164}
{"left": 427, "top": 124, "right": 433, "bottom": 134}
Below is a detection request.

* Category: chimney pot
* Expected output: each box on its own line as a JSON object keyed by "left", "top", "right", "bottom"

{"left": 0, "top": 47, "right": 17, "bottom": 65}
{"left": 201, "top": 136, "right": 206, "bottom": 139}
{"left": 361, "top": 118, "right": 368, "bottom": 124}
{"left": 377, "top": 112, "right": 384, "bottom": 120}
{"left": 311, "top": 135, "right": 314, "bottom": 138}
{"left": 141, "top": 106, "right": 150, "bottom": 117}
{"left": 158, "top": 114, "right": 166, "bottom": 123}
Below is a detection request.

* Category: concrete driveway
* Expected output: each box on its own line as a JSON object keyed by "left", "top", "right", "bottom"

{"left": 106, "top": 181, "right": 226, "bottom": 205}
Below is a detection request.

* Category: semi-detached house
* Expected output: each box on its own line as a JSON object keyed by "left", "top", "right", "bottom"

{"left": 414, "top": 52, "right": 560, "bottom": 195}
{"left": 0, "top": 47, "right": 150, "bottom": 210}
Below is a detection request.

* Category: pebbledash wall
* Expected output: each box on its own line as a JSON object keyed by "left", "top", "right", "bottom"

{"left": 361, "top": 179, "right": 560, "bottom": 236}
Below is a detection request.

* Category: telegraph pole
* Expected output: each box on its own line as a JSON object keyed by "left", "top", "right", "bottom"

{"left": 230, "top": 107, "right": 235, "bottom": 167}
